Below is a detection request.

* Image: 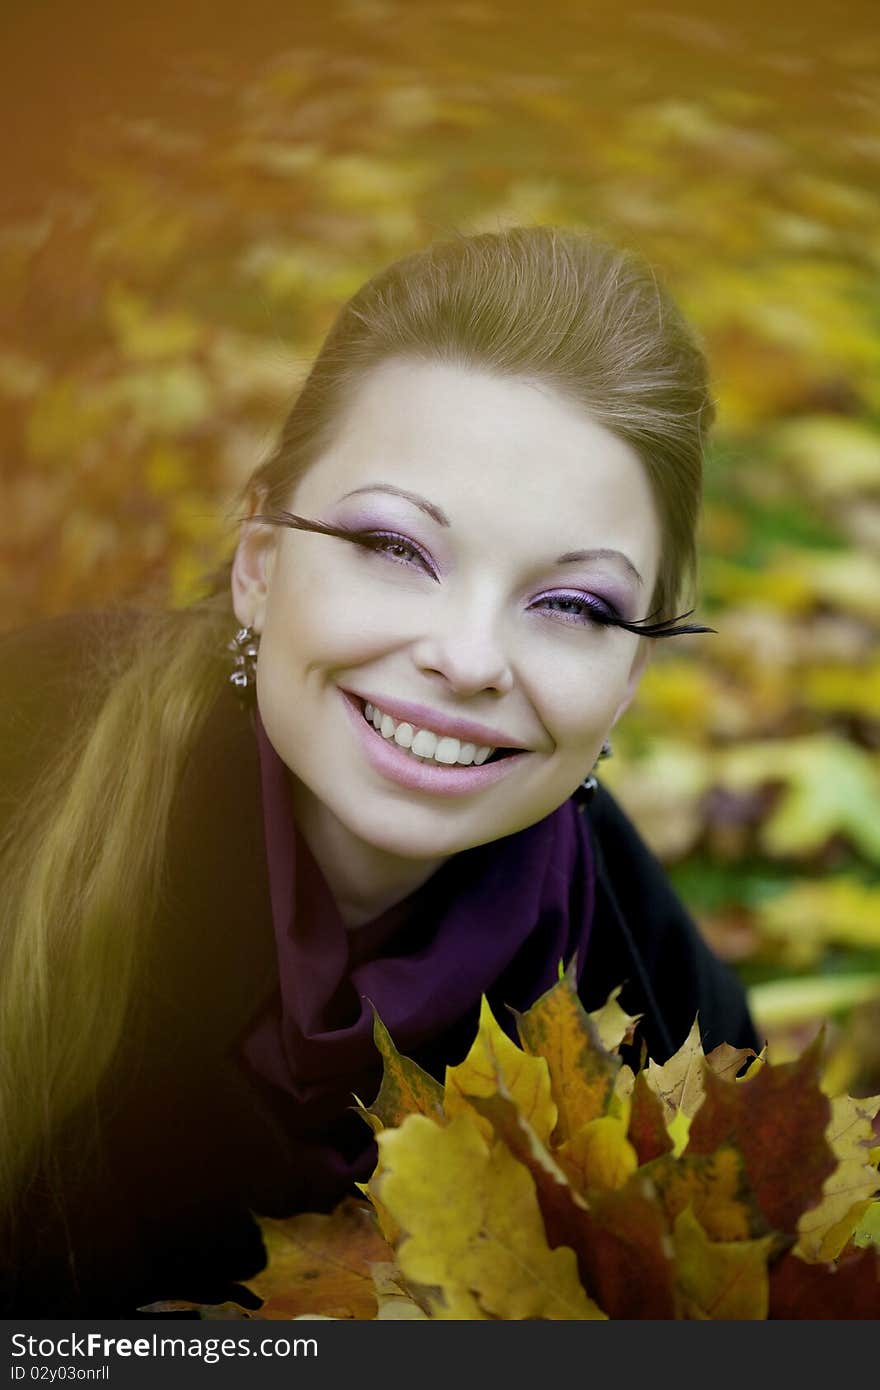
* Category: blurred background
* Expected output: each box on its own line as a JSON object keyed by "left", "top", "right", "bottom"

{"left": 2, "top": 0, "right": 879, "bottom": 1090}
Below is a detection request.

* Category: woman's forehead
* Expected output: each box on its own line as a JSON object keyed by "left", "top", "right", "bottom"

{"left": 289, "top": 358, "right": 662, "bottom": 578}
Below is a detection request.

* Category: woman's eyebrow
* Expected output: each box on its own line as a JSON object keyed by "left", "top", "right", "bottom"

{"left": 340, "top": 482, "right": 450, "bottom": 527}
{"left": 338, "top": 482, "right": 644, "bottom": 588}
{"left": 557, "top": 548, "right": 644, "bottom": 589}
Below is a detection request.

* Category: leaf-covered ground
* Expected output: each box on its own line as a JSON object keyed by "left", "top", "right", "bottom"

{"left": 3, "top": 1, "right": 879, "bottom": 1080}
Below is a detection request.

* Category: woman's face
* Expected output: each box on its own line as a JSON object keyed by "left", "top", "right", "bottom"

{"left": 233, "top": 358, "right": 661, "bottom": 868}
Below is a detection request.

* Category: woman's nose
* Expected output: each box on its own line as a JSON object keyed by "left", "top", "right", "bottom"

{"left": 409, "top": 597, "right": 515, "bottom": 696}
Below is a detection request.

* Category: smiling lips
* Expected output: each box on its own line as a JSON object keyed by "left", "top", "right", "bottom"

{"left": 344, "top": 689, "right": 528, "bottom": 753}
{"left": 340, "top": 691, "right": 530, "bottom": 796}
{"left": 363, "top": 700, "right": 498, "bottom": 767}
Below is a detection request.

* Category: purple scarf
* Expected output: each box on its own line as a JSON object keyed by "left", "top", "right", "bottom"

{"left": 239, "top": 708, "right": 595, "bottom": 1210}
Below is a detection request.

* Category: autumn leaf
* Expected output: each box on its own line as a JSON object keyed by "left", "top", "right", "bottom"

{"left": 465, "top": 1092, "right": 597, "bottom": 1245}
{"left": 685, "top": 1033, "right": 835, "bottom": 1236}
{"left": 576, "top": 1175, "right": 679, "bottom": 1320}
{"left": 362, "top": 1008, "right": 445, "bottom": 1132}
{"left": 244, "top": 1198, "right": 394, "bottom": 1320}
{"left": 105, "top": 283, "right": 204, "bottom": 362}
{"left": 354, "top": 1176, "right": 400, "bottom": 1249}
{"left": 513, "top": 961, "right": 620, "bottom": 1142}
{"left": 717, "top": 736, "right": 880, "bottom": 861}
{"left": 444, "top": 995, "right": 557, "bottom": 1144}
{"left": 138, "top": 1299, "right": 253, "bottom": 1318}
{"left": 371, "top": 1111, "right": 606, "bottom": 1320}
{"left": 646, "top": 1145, "right": 770, "bottom": 1243}
{"left": 626, "top": 1069, "right": 675, "bottom": 1165}
{"left": 789, "top": 551, "right": 880, "bottom": 623}
{"left": 674, "top": 1206, "right": 775, "bottom": 1320}
{"left": 644, "top": 1018, "right": 707, "bottom": 1122}
{"left": 705, "top": 1042, "right": 758, "bottom": 1083}
{"left": 748, "top": 974, "right": 880, "bottom": 1031}
{"left": 369, "top": 1264, "right": 430, "bottom": 1320}
{"left": 768, "top": 1246, "right": 880, "bottom": 1318}
{"left": 588, "top": 985, "right": 643, "bottom": 1052}
{"left": 614, "top": 1063, "right": 637, "bottom": 1104}
{"left": 753, "top": 878, "right": 880, "bottom": 968}
{"left": 772, "top": 415, "right": 880, "bottom": 497}
{"left": 464, "top": 1074, "right": 675, "bottom": 1319}
{"left": 555, "top": 1116, "right": 639, "bottom": 1193}
{"left": 794, "top": 1093, "right": 880, "bottom": 1262}
{"left": 853, "top": 1201, "right": 880, "bottom": 1250}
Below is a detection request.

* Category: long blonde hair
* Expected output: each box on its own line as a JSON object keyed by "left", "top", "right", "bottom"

{"left": 0, "top": 226, "right": 714, "bottom": 1225}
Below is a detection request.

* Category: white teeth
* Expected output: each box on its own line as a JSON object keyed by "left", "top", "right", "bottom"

{"left": 435, "top": 736, "right": 461, "bottom": 765}
{"left": 362, "top": 701, "right": 495, "bottom": 768}
{"left": 411, "top": 728, "right": 438, "bottom": 758}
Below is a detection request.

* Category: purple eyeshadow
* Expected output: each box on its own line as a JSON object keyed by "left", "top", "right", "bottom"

{"left": 333, "top": 506, "right": 637, "bottom": 617}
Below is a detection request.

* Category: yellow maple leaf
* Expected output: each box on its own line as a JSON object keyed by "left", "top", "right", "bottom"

{"left": 853, "top": 1201, "right": 880, "bottom": 1250}
{"left": 795, "top": 1092, "right": 880, "bottom": 1262}
{"left": 717, "top": 735, "right": 880, "bottom": 861}
{"left": 644, "top": 1018, "right": 707, "bottom": 1122}
{"left": 444, "top": 996, "right": 557, "bottom": 1145}
{"left": 614, "top": 1063, "right": 637, "bottom": 1103}
{"left": 105, "top": 282, "right": 204, "bottom": 361}
{"left": 514, "top": 960, "right": 620, "bottom": 1142}
{"left": 647, "top": 1145, "right": 769, "bottom": 1243}
{"left": 556, "top": 1115, "right": 639, "bottom": 1193}
{"left": 754, "top": 877, "right": 880, "bottom": 968}
{"left": 674, "top": 1206, "right": 776, "bottom": 1320}
{"left": 373, "top": 1112, "right": 606, "bottom": 1320}
{"left": 354, "top": 1178, "right": 399, "bottom": 1248}
{"left": 588, "top": 985, "right": 643, "bottom": 1053}
{"left": 369, "top": 1264, "right": 430, "bottom": 1320}
{"left": 705, "top": 1042, "right": 758, "bottom": 1082}
{"left": 770, "top": 416, "right": 880, "bottom": 498}
{"left": 363, "top": 1009, "right": 445, "bottom": 1132}
{"left": 245, "top": 1198, "right": 393, "bottom": 1320}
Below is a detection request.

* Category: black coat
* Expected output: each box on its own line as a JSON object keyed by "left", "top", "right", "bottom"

{"left": 0, "top": 611, "right": 760, "bottom": 1317}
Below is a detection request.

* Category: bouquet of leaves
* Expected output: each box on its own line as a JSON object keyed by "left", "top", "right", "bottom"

{"left": 150, "top": 964, "right": 880, "bottom": 1320}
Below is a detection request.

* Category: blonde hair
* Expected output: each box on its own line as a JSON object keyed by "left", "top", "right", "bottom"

{"left": 0, "top": 226, "right": 714, "bottom": 1232}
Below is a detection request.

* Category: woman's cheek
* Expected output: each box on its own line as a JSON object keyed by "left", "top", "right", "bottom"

{"left": 544, "top": 661, "right": 634, "bottom": 745}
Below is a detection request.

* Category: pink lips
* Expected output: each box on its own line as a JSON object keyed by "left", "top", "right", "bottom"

{"left": 340, "top": 691, "right": 529, "bottom": 797}
{"left": 343, "top": 690, "right": 527, "bottom": 751}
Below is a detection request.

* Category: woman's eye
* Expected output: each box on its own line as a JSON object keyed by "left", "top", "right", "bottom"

{"left": 351, "top": 534, "right": 620, "bottom": 627}
{"left": 537, "top": 594, "right": 619, "bottom": 627}
{"left": 354, "top": 531, "right": 431, "bottom": 571}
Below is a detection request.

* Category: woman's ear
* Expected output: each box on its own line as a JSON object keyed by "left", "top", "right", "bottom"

{"left": 231, "top": 487, "right": 278, "bottom": 633}
{"left": 611, "top": 636, "right": 652, "bottom": 728}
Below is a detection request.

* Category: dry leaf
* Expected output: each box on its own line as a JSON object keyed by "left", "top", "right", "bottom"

{"left": 674, "top": 1206, "right": 775, "bottom": 1319}
{"left": 444, "top": 996, "right": 557, "bottom": 1145}
{"left": 513, "top": 961, "right": 620, "bottom": 1142}
{"left": 372, "top": 1112, "right": 606, "bottom": 1320}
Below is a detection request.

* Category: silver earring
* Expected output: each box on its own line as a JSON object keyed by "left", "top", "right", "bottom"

{"left": 228, "top": 625, "right": 260, "bottom": 703}
{"left": 577, "top": 738, "right": 613, "bottom": 801}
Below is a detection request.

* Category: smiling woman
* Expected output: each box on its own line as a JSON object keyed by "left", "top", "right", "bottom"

{"left": 235, "top": 358, "right": 669, "bottom": 918}
{"left": 0, "top": 226, "right": 759, "bottom": 1316}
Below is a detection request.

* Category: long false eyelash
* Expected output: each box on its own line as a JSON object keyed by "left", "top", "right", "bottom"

{"left": 245, "top": 509, "right": 717, "bottom": 639}
{"left": 605, "top": 609, "right": 717, "bottom": 638}
{"left": 246, "top": 509, "right": 366, "bottom": 544}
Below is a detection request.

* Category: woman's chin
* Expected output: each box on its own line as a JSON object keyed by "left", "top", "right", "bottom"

{"left": 337, "top": 799, "right": 543, "bottom": 863}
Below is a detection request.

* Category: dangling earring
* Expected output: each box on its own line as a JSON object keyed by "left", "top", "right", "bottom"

{"left": 576, "top": 737, "right": 613, "bottom": 802}
{"left": 228, "top": 624, "right": 260, "bottom": 704}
